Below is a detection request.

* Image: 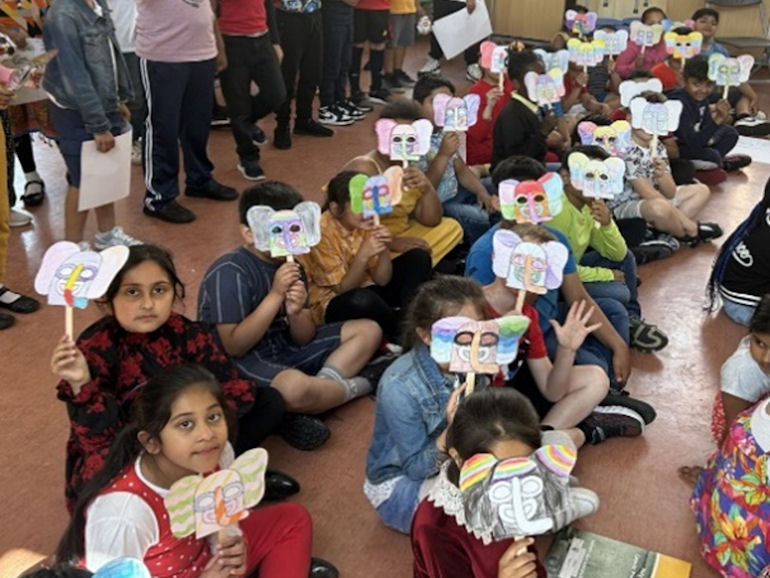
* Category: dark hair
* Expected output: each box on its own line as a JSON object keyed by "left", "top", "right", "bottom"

{"left": 239, "top": 180, "right": 304, "bottom": 225}
{"left": 498, "top": 221, "right": 557, "bottom": 243}
{"left": 56, "top": 364, "right": 233, "bottom": 563}
{"left": 325, "top": 170, "right": 359, "bottom": 212}
{"left": 561, "top": 144, "right": 610, "bottom": 167}
{"left": 379, "top": 98, "right": 423, "bottom": 122}
{"left": 682, "top": 54, "right": 710, "bottom": 82}
{"left": 707, "top": 177, "right": 770, "bottom": 311}
{"left": 692, "top": 7, "right": 719, "bottom": 23}
{"left": 402, "top": 277, "right": 486, "bottom": 350}
{"left": 672, "top": 25, "right": 694, "bottom": 35}
{"left": 750, "top": 295, "right": 770, "bottom": 334}
{"left": 445, "top": 387, "right": 542, "bottom": 485}
{"left": 413, "top": 73, "right": 456, "bottom": 104}
{"left": 637, "top": 90, "right": 667, "bottom": 104}
{"left": 628, "top": 68, "right": 654, "bottom": 81}
{"left": 101, "top": 244, "right": 185, "bottom": 307}
{"left": 21, "top": 566, "right": 92, "bottom": 578}
{"left": 491, "top": 155, "right": 547, "bottom": 187}
{"left": 641, "top": 6, "right": 666, "bottom": 24}
{"left": 571, "top": 113, "right": 611, "bottom": 143}
{"left": 507, "top": 50, "right": 540, "bottom": 83}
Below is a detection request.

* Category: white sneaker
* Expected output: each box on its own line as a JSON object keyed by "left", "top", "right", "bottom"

{"left": 318, "top": 104, "right": 355, "bottom": 126}
{"left": 466, "top": 63, "right": 483, "bottom": 82}
{"left": 77, "top": 241, "right": 92, "bottom": 252}
{"left": 9, "top": 207, "right": 32, "bottom": 227}
{"left": 131, "top": 137, "right": 142, "bottom": 166}
{"left": 419, "top": 56, "right": 441, "bottom": 75}
{"left": 93, "top": 226, "right": 142, "bottom": 250}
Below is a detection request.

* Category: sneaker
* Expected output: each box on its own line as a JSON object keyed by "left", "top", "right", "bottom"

{"left": 419, "top": 56, "right": 441, "bottom": 75}
{"left": 93, "top": 226, "right": 142, "bottom": 250}
{"left": 723, "top": 154, "right": 752, "bottom": 172}
{"left": 211, "top": 104, "right": 230, "bottom": 127}
{"left": 131, "top": 137, "right": 142, "bottom": 166}
{"left": 143, "top": 200, "right": 197, "bottom": 223}
{"left": 734, "top": 115, "right": 770, "bottom": 137}
{"left": 697, "top": 221, "right": 723, "bottom": 243}
{"left": 351, "top": 92, "right": 374, "bottom": 112}
{"left": 368, "top": 88, "right": 392, "bottom": 105}
{"left": 186, "top": 180, "right": 239, "bottom": 201}
{"left": 568, "top": 487, "right": 601, "bottom": 522}
{"left": 318, "top": 104, "right": 355, "bottom": 126}
{"left": 632, "top": 240, "right": 674, "bottom": 265}
{"left": 629, "top": 316, "right": 668, "bottom": 353}
{"left": 466, "top": 63, "right": 483, "bottom": 82}
{"left": 581, "top": 406, "right": 644, "bottom": 444}
{"left": 9, "top": 207, "right": 32, "bottom": 227}
{"left": 359, "top": 354, "right": 399, "bottom": 393}
{"left": 280, "top": 413, "right": 331, "bottom": 451}
{"left": 383, "top": 73, "right": 406, "bottom": 94}
{"left": 693, "top": 168, "right": 727, "bottom": 186}
{"left": 274, "top": 123, "right": 292, "bottom": 150}
{"left": 237, "top": 159, "right": 266, "bottom": 181}
{"left": 294, "top": 118, "right": 335, "bottom": 137}
{"left": 599, "top": 390, "right": 657, "bottom": 425}
{"left": 396, "top": 69, "right": 417, "bottom": 87}
{"left": 251, "top": 125, "right": 268, "bottom": 146}
{"left": 337, "top": 99, "right": 366, "bottom": 120}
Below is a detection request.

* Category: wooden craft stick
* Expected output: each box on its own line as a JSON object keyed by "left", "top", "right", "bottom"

{"left": 722, "top": 84, "right": 729, "bottom": 101}
{"left": 498, "top": 72, "right": 504, "bottom": 92}
{"left": 640, "top": 44, "right": 646, "bottom": 55}
{"left": 649, "top": 134, "right": 659, "bottom": 159}
{"left": 465, "top": 372, "right": 476, "bottom": 397}
{"left": 515, "top": 290, "right": 526, "bottom": 314}
{"left": 65, "top": 306, "right": 73, "bottom": 340}
{"left": 373, "top": 213, "right": 380, "bottom": 227}
{"left": 287, "top": 254, "right": 295, "bottom": 263}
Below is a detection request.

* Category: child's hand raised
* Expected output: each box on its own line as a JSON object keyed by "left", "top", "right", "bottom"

{"left": 201, "top": 535, "right": 246, "bottom": 577}
{"left": 51, "top": 335, "right": 91, "bottom": 395}
{"left": 372, "top": 225, "right": 393, "bottom": 245}
{"left": 438, "top": 131, "right": 461, "bottom": 158}
{"left": 484, "top": 87, "right": 504, "bottom": 120}
{"left": 359, "top": 233, "right": 389, "bottom": 261}
{"left": 549, "top": 300, "right": 602, "bottom": 353}
{"left": 270, "top": 261, "right": 302, "bottom": 297}
{"left": 712, "top": 99, "right": 731, "bottom": 125}
{"left": 589, "top": 200, "right": 611, "bottom": 227}
{"left": 284, "top": 280, "right": 307, "bottom": 317}
{"left": 652, "top": 157, "right": 668, "bottom": 181}
{"left": 402, "top": 167, "right": 431, "bottom": 194}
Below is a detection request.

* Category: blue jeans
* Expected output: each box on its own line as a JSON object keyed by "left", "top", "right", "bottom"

{"left": 679, "top": 124, "right": 739, "bottom": 167}
{"left": 580, "top": 250, "right": 641, "bottom": 318}
{"left": 442, "top": 180, "right": 498, "bottom": 245}
{"left": 722, "top": 299, "right": 755, "bottom": 326}
{"left": 376, "top": 476, "right": 422, "bottom": 534}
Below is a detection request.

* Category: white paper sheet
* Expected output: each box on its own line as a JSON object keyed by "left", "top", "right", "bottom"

{"left": 432, "top": 0, "right": 492, "bottom": 61}
{"left": 729, "top": 136, "right": 770, "bottom": 166}
{"left": 78, "top": 129, "right": 132, "bottom": 211}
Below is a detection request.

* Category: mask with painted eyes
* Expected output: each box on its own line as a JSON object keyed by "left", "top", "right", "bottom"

{"left": 433, "top": 94, "right": 481, "bottom": 132}
{"left": 492, "top": 229, "right": 568, "bottom": 294}
{"left": 195, "top": 478, "right": 247, "bottom": 527}
{"left": 349, "top": 167, "right": 404, "bottom": 219}
{"left": 629, "top": 97, "right": 683, "bottom": 136}
{"left": 269, "top": 212, "right": 308, "bottom": 257}
{"left": 566, "top": 38, "right": 605, "bottom": 67}
{"left": 246, "top": 201, "right": 322, "bottom": 258}
{"left": 375, "top": 118, "right": 433, "bottom": 162}
{"left": 509, "top": 243, "right": 549, "bottom": 294}
{"left": 524, "top": 70, "right": 565, "bottom": 108}
{"left": 663, "top": 31, "right": 702, "bottom": 59}
{"left": 564, "top": 9, "right": 597, "bottom": 36}
{"left": 53, "top": 252, "right": 101, "bottom": 309}
{"left": 568, "top": 152, "right": 625, "bottom": 200}
{"left": 593, "top": 29, "right": 628, "bottom": 56}
{"left": 498, "top": 173, "right": 564, "bottom": 225}
{"left": 581, "top": 121, "right": 631, "bottom": 155}
{"left": 629, "top": 21, "right": 663, "bottom": 47}
{"left": 481, "top": 42, "right": 510, "bottom": 74}
{"left": 708, "top": 53, "right": 754, "bottom": 87}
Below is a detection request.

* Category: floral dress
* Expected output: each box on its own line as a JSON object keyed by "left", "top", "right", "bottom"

{"left": 692, "top": 398, "right": 770, "bottom": 577}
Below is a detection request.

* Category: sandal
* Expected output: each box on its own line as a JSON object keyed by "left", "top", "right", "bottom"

{"left": 0, "top": 287, "right": 40, "bottom": 313}
{"left": 21, "top": 179, "right": 45, "bottom": 207}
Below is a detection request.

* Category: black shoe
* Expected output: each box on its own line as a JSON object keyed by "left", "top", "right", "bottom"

{"left": 310, "top": 558, "right": 339, "bottom": 578}
{"left": 0, "top": 312, "right": 14, "bottom": 330}
{"left": 237, "top": 159, "right": 266, "bottom": 181}
{"left": 263, "top": 469, "right": 301, "bottom": 501}
{"left": 629, "top": 316, "right": 668, "bottom": 353}
{"left": 0, "top": 287, "right": 40, "bottom": 314}
{"left": 383, "top": 73, "right": 406, "bottom": 94}
{"left": 211, "top": 104, "right": 230, "bottom": 127}
{"left": 337, "top": 99, "right": 366, "bottom": 120}
{"left": 350, "top": 92, "right": 374, "bottom": 112}
{"left": 697, "top": 221, "right": 723, "bottom": 242}
{"left": 396, "top": 69, "right": 416, "bottom": 87}
{"left": 632, "top": 240, "right": 674, "bottom": 265}
{"left": 294, "top": 119, "right": 334, "bottom": 137}
{"left": 251, "top": 125, "right": 268, "bottom": 146}
{"left": 143, "top": 200, "right": 196, "bottom": 223}
{"left": 581, "top": 407, "right": 645, "bottom": 445}
{"left": 359, "top": 354, "right": 399, "bottom": 393}
{"left": 280, "top": 413, "right": 330, "bottom": 450}
{"left": 274, "top": 123, "right": 292, "bottom": 149}
{"left": 186, "top": 180, "right": 239, "bottom": 201}
{"left": 599, "top": 390, "right": 657, "bottom": 425}
{"left": 368, "top": 88, "right": 391, "bottom": 104}
{"left": 722, "top": 154, "right": 752, "bottom": 172}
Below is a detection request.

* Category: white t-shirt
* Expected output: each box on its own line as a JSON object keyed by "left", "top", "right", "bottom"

{"left": 720, "top": 336, "right": 770, "bottom": 403}
{"left": 105, "top": 0, "right": 137, "bottom": 53}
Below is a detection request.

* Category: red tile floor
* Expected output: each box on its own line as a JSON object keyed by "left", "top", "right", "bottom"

{"left": 0, "top": 45, "right": 766, "bottom": 577}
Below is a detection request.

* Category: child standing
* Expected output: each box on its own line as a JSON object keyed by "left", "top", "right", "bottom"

{"left": 383, "top": 0, "right": 418, "bottom": 92}
{"left": 304, "top": 170, "right": 432, "bottom": 342}
{"left": 350, "top": 0, "right": 392, "bottom": 106}
{"left": 42, "top": 0, "right": 140, "bottom": 248}
{"left": 466, "top": 54, "right": 513, "bottom": 167}
{"left": 419, "top": 0, "right": 482, "bottom": 81}
{"left": 55, "top": 364, "right": 337, "bottom": 578}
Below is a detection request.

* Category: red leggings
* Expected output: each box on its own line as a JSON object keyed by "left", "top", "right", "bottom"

{"left": 241, "top": 502, "right": 312, "bottom": 578}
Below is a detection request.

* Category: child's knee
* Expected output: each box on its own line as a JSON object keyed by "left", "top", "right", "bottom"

{"left": 645, "top": 198, "right": 674, "bottom": 220}
{"left": 342, "top": 318, "right": 382, "bottom": 350}
{"left": 574, "top": 364, "right": 609, "bottom": 399}
{"left": 272, "top": 370, "right": 321, "bottom": 408}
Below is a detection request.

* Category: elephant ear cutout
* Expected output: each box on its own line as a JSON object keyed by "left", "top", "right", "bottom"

{"left": 383, "top": 166, "right": 404, "bottom": 207}
{"left": 459, "top": 453, "right": 498, "bottom": 492}
{"left": 164, "top": 474, "right": 203, "bottom": 538}
{"left": 433, "top": 92, "right": 453, "bottom": 127}
{"left": 246, "top": 205, "right": 277, "bottom": 251}
{"left": 230, "top": 447, "right": 268, "bottom": 508}
{"left": 348, "top": 173, "right": 370, "bottom": 215}
{"left": 534, "top": 444, "right": 577, "bottom": 478}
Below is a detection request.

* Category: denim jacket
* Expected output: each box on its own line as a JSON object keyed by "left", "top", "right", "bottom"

{"left": 365, "top": 343, "right": 456, "bottom": 485}
{"left": 43, "top": 0, "right": 132, "bottom": 134}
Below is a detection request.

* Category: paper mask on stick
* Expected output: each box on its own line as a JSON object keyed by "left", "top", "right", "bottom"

{"left": 577, "top": 120, "right": 632, "bottom": 155}
{"left": 523, "top": 70, "right": 565, "bottom": 108}
{"left": 618, "top": 78, "right": 663, "bottom": 107}
{"left": 533, "top": 49, "right": 570, "bottom": 74}
{"left": 492, "top": 229, "right": 567, "bottom": 294}
{"left": 247, "top": 201, "right": 321, "bottom": 258}
{"left": 93, "top": 558, "right": 151, "bottom": 578}
{"left": 375, "top": 118, "right": 433, "bottom": 162}
{"left": 480, "top": 41, "right": 509, "bottom": 73}
{"left": 499, "top": 173, "right": 564, "bottom": 224}
{"left": 566, "top": 38, "right": 605, "bottom": 68}
{"left": 349, "top": 167, "right": 403, "bottom": 219}
{"left": 564, "top": 9, "right": 597, "bottom": 37}
{"left": 165, "top": 448, "right": 268, "bottom": 539}
{"left": 433, "top": 93, "right": 481, "bottom": 132}
{"left": 592, "top": 29, "right": 628, "bottom": 56}
{"left": 430, "top": 315, "right": 531, "bottom": 374}
{"left": 629, "top": 97, "right": 682, "bottom": 135}
{"left": 629, "top": 21, "right": 664, "bottom": 48}
{"left": 708, "top": 53, "right": 754, "bottom": 87}
{"left": 567, "top": 152, "right": 625, "bottom": 200}
{"left": 663, "top": 31, "right": 702, "bottom": 60}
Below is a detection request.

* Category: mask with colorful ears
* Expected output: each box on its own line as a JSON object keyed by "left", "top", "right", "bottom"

{"left": 480, "top": 41, "right": 509, "bottom": 74}
{"left": 566, "top": 38, "right": 605, "bottom": 67}
{"left": 33, "top": 242, "right": 129, "bottom": 309}
{"left": 523, "top": 69, "right": 565, "bottom": 108}
{"left": 576, "top": 120, "right": 632, "bottom": 155}
{"left": 430, "top": 315, "right": 531, "bottom": 374}
{"left": 708, "top": 53, "right": 754, "bottom": 87}
{"left": 165, "top": 448, "right": 267, "bottom": 539}
{"left": 459, "top": 444, "right": 582, "bottom": 540}
{"left": 375, "top": 118, "right": 433, "bottom": 162}
{"left": 498, "top": 173, "right": 564, "bottom": 225}
{"left": 618, "top": 77, "right": 663, "bottom": 107}
{"left": 91, "top": 558, "right": 151, "bottom": 578}
{"left": 532, "top": 49, "right": 570, "bottom": 74}
{"left": 567, "top": 152, "right": 625, "bottom": 200}
{"left": 433, "top": 93, "right": 481, "bottom": 132}
{"left": 348, "top": 167, "right": 403, "bottom": 218}
{"left": 564, "top": 9, "right": 597, "bottom": 36}
{"left": 629, "top": 97, "right": 683, "bottom": 135}
{"left": 491, "top": 229, "right": 568, "bottom": 295}
{"left": 247, "top": 201, "right": 322, "bottom": 258}
{"left": 629, "top": 20, "right": 664, "bottom": 48}
{"left": 663, "top": 31, "right": 702, "bottom": 59}
{"left": 592, "top": 29, "right": 628, "bottom": 56}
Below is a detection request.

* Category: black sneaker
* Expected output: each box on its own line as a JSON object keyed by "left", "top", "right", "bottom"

{"left": 143, "top": 200, "right": 196, "bottom": 223}
{"left": 263, "top": 470, "right": 301, "bottom": 501}
{"left": 629, "top": 316, "right": 668, "bottom": 353}
{"left": 280, "top": 413, "right": 331, "bottom": 451}
{"left": 359, "top": 354, "right": 399, "bottom": 394}
{"left": 186, "top": 180, "right": 239, "bottom": 201}
{"left": 383, "top": 73, "right": 406, "bottom": 94}
{"left": 251, "top": 125, "right": 268, "bottom": 146}
{"left": 237, "top": 159, "right": 266, "bottom": 181}
{"left": 396, "top": 69, "right": 416, "bottom": 87}
{"left": 722, "top": 154, "right": 752, "bottom": 172}
{"left": 211, "top": 104, "right": 230, "bottom": 127}
{"left": 310, "top": 558, "right": 339, "bottom": 578}
{"left": 581, "top": 407, "right": 644, "bottom": 444}
{"left": 337, "top": 99, "right": 366, "bottom": 120}
{"left": 351, "top": 92, "right": 374, "bottom": 112}
{"left": 599, "top": 391, "right": 657, "bottom": 425}
{"left": 318, "top": 104, "right": 355, "bottom": 126}
{"left": 734, "top": 115, "right": 770, "bottom": 137}
{"left": 368, "top": 88, "right": 392, "bottom": 105}
{"left": 632, "top": 240, "right": 675, "bottom": 265}
{"left": 294, "top": 118, "right": 334, "bottom": 137}
{"left": 274, "top": 123, "right": 292, "bottom": 150}
{"left": 697, "top": 221, "right": 723, "bottom": 243}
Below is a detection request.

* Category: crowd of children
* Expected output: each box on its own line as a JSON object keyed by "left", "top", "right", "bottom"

{"left": 1, "top": 1, "right": 769, "bottom": 578}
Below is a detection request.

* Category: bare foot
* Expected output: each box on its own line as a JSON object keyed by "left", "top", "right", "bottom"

{"left": 678, "top": 465, "right": 703, "bottom": 487}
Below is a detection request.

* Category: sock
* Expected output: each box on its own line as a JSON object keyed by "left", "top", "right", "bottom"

{"left": 350, "top": 46, "right": 364, "bottom": 93}
{"left": 317, "top": 364, "right": 373, "bottom": 402}
{"left": 370, "top": 49, "right": 385, "bottom": 91}
{"left": 0, "top": 284, "right": 21, "bottom": 304}
{"left": 25, "top": 170, "right": 41, "bottom": 183}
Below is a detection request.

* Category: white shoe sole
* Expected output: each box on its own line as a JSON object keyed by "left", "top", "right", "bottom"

{"left": 237, "top": 164, "right": 266, "bottom": 182}
{"left": 318, "top": 118, "right": 355, "bottom": 127}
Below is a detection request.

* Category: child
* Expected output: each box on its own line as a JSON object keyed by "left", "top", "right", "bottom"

{"left": 343, "top": 100, "right": 464, "bottom": 267}
{"left": 419, "top": 0, "right": 482, "bottom": 82}
{"left": 42, "top": 0, "right": 140, "bottom": 248}
{"left": 650, "top": 28, "right": 688, "bottom": 92}
{"left": 304, "top": 170, "right": 432, "bottom": 342}
{"left": 383, "top": 0, "right": 418, "bottom": 92}
{"left": 466, "top": 51, "right": 513, "bottom": 167}
{"left": 414, "top": 74, "right": 499, "bottom": 245}
{"left": 615, "top": 6, "right": 669, "bottom": 79}
{"left": 669, "top": 56, "right": 750, "bottom": 176}
{"left": 612, "top": 91, "right": 722, "bottom": 246}
{"left": 364, "top": 276, "right": 482, "bottom": 534}
{"left": 554, "top": 145, "right": 668, "bottom": 353}
{"left": 198, "top": 181, "right": 382, "bottom": 420}
{"left": 350, "top": 0, "right": 392, "bottom": 106}
{"left": 50, "top": 244, "right": 293, "bottom": 510}
{"left": 707, "top": 178, "right": 770, "bottom": 326}
{"left": 55, "top": 364, "right": 337, "bottom": 578}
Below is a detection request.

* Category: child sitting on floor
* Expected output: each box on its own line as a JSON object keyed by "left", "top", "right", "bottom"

{"left": 615, "top": 6, "right": 669, "bottom": 79}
